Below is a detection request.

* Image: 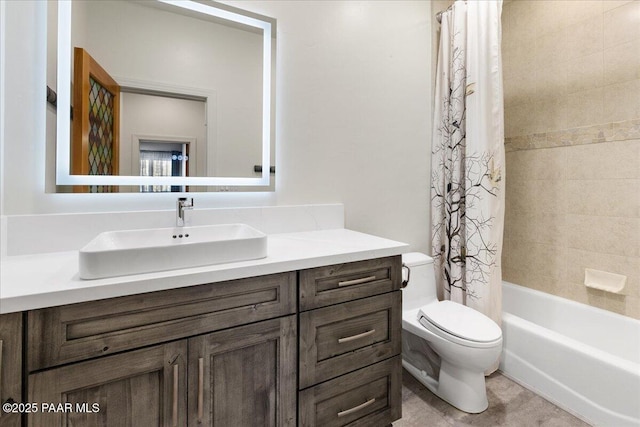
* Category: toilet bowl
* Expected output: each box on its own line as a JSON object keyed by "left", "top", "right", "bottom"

{"left": 401, "top": 252, "right": 502, "bottom": 413}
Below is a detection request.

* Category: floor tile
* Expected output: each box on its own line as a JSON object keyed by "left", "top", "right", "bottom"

{"left": 394, "top": 369, "right": 592, "bottom": 427}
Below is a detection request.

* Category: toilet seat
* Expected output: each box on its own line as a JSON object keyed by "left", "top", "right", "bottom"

{"left": 418, "top": 301, "right": 502, "bottom": 349}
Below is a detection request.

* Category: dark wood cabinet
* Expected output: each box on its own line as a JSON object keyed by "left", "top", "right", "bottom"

{"left": 27, "top": 317, "right": 299, "bottom": 427}
{"left": 25, "top": 273, "right": 297, "bottom": 427}
{"left": 14, "top": 256, "right": 401, "bottom": 426}
{"left": 0, "top": 313, "right": 22, "bottom": 427}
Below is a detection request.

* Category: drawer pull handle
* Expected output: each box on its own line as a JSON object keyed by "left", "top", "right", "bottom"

{"left": 338, "top": 276, "right": 377, "bottom": 287}
{"left": 198, "top": 357, "right": 204, "bottom": 423}
{"left": 337, "top": 398, "right": 376, "bottom": 417}
{"left": 172, "top": 364, "right": 179, "bottom": 427}
{"left": 338, "top": 329, "right": 376, "bottom": 344}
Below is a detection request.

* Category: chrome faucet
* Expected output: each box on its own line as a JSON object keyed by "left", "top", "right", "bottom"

{"left": 176, "top": 197, "right": 194, "bottom": 227}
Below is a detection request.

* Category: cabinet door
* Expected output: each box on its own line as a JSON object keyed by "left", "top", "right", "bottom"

{"left": 188, "top": 316, "right": 296, "bottom": 427}
{"left": 29, "top": 340, "right": 187, "bottom": 427}
{"left": 0, "top": 313, "right": 22, "bottom": 427}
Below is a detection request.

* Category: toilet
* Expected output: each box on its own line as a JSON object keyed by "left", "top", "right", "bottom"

{"left": 401, "top": 252, "right": 502, "bottom": 413}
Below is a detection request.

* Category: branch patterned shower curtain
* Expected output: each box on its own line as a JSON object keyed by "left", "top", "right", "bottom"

{"left": 431, "top": 0, "right": 505, "bottom": 328}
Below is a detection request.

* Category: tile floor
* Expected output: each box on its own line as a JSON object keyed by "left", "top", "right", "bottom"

{"left": 394, "top": 369, "right": 592, "bottom": 427}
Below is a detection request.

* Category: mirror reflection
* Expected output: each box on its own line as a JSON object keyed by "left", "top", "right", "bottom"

{"left": 51, "top": 0, "right": 275, "bottom": 192}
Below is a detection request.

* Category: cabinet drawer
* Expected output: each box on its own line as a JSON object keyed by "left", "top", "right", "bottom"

{"left": 299, "top": 256, "right": 401, "bottom": 311}
{"left": 299, "top": 356, "right": 401, "bottom": 427}
{"left": 28, "top": 272, "right": 296, "bottom": 371}
{"left": 299, "top": 292, "right": 401, "bottom": 389}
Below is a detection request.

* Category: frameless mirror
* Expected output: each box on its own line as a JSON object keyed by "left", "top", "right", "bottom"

{"left": 52, "top": 0, "right": 275, "bottom": 192}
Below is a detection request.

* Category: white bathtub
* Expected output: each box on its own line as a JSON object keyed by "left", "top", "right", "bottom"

{"left": 500, "top": 281, "right": 640, "bottom": 427}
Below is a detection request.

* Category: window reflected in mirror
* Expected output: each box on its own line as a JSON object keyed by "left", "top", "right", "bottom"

{"left": 139, "top": 141, "right": 188, "bottom": 193}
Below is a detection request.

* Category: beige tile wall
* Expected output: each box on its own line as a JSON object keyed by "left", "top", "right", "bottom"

{"left": 501, "top": 0, "right": 640, "bottom": 319}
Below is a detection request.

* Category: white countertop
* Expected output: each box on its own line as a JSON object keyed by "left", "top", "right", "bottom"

{"left": 0, "top": 228, "right": 408, "bottom": 313}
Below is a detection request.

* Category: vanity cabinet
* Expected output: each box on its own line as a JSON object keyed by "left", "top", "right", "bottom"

{"left": 26, "top": 272, "right": 296, "bottom": 427}
{"left": 0, "top": 313, "right": 22, "bottom": 427}
{"left": 298, "top": 257, "right": 402, "bottom": 426}
{"left": 28, "top": 319, "right": 297, "bottom": 427}
{"left": 17, "top": 256, "right": 401, "bottom": 426}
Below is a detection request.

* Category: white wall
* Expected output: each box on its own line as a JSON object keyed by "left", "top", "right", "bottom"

{"left": 119, "top": 93, "right": 207, "bottom": 178}
{"left": 0, "top": 1, "right": 432, "bottom": 254}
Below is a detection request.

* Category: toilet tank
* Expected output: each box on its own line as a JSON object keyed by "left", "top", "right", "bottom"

{"left": 402, "top": 252, "right": 438, "bottom": 311}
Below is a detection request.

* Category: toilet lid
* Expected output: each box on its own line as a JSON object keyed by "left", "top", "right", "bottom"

{"left": 418, "top": 301, "right": 502, "bottom": 343}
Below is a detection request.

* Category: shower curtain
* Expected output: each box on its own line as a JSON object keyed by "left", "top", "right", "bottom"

{"left": 431, "top": 0, "right": 505, "bottom": 329}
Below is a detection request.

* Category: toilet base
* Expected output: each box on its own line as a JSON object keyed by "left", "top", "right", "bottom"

{"left": 403, "top": 358, "right": 489, "bottom": 414}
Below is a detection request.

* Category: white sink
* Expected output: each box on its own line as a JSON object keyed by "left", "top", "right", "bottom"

{"left": 79, "top": 224, "right": 267, "bottom": 279}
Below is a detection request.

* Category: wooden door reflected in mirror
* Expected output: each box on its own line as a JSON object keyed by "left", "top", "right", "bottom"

{"left": 72, "top": 47, "right": 120, "bottom": 193}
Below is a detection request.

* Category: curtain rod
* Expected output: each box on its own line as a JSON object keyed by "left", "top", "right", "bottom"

{"left": 436, "top": 2, "right": 457, "bottom": 24}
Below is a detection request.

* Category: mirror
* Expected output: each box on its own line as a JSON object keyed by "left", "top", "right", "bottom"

{"left": 52, "top": 0, "right": 275, "bottom": 192}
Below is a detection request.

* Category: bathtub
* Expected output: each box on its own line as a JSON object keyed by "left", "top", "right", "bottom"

{"left": 499, "top": 281, "right": 640, "bottom": 427}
